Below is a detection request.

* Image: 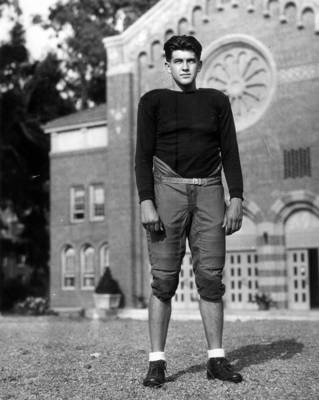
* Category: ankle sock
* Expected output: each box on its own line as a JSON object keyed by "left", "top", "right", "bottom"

{"left": 149, "top": 351, "right": 166, "bottom": 362}
{"left": 208, "top": 348, "right": 225, "bottom": 359}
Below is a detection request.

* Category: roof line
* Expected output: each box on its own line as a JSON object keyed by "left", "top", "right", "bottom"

{"left": 44, "top": 120, "right": 107, "bottom": 134}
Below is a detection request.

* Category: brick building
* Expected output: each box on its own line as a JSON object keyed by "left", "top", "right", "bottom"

{"left": 45, "top": 105, "right": 109, "bottom": 309}
{"left": 46, "top": 0, "right": 319, "bottom": 312}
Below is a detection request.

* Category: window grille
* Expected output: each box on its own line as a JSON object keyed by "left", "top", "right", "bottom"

{"left": 81, "top": 245, "right": 95, "bottom": 289}
{"left": 62, "top": 246, "right": 76, "bottom": 289}
{"left": 100, "top": 244, "right": 109, "bottom": 275}
{"left": 283, "top": 147, "right": 311, "bottom": 179}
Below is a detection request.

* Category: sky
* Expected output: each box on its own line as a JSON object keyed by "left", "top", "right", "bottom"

{"left": 0, "top": 0, "right": 60, "bottom": 59}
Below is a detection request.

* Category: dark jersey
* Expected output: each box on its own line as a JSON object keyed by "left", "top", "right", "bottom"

{"left": 135, "top": 88, "right": 243, "bottom": 202}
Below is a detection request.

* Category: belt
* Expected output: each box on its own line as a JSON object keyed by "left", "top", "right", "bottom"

{"left": 154, "top": 175, "right": 221, "bottom": 186}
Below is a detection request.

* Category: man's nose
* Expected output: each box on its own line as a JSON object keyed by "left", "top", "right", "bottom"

{"left": 182, "top": 61, "right": 189, "bottom": 70}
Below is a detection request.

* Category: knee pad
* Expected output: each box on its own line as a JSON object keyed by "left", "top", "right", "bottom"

{"left": 195, "top": 270, "right": 225, "bottom": 302}
{"left": 151, "top": 276, "right": 179, "bottom": 302}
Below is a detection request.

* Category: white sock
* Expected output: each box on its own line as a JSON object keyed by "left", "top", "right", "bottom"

{"left": 208, "top": 348, "right": 225, "bottom": 359}
{"left": 149, "top": 351, "right": 166, "bottom": 362}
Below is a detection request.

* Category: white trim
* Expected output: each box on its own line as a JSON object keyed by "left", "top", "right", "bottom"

{"left": 44, "top": 120, "right": 106, "bottom": 134}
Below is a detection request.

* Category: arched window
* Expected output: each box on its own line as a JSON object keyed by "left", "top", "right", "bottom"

{"left": 81, "top": 245, "right": 95, "bottom": 289}
{"left": 285, "top": 210, "right": 319, "bottom": 248}
{"left": 62, "top": 246, "right": 76, "bottom": 289}
{"left": 285, "top": 210, "right": 319, "bottom": 310}
{"left": 100, "top": 244, "right": 109, "bottom": 275}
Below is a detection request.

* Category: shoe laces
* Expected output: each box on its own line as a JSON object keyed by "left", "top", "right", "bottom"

{"left": 218, "top": 358, "right": 234, "bottom": 372}
{"left": 149, "top": 360, "right": 166, "bottom": 372}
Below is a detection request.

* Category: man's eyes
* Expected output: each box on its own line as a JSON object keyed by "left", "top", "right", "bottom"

{"left": 174, "top": 59, "right": 196, "bottom": 64}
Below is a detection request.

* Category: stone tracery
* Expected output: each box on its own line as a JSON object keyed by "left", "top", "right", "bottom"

{"left": 201, "top": 36, "right": 277, "bottom": 131}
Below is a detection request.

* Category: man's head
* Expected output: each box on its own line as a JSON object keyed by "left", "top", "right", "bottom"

{"left": 163, "top": 35, "right": 202, "bottom": 62}
{"left": 163, "top": 35, "right": 203, "bottom": 89}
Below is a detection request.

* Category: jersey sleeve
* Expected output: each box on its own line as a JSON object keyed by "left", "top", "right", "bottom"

{"left": 135, "top": 94, "right": 157, "bottom": 203}
{"left": 218, "top": 94, "right": 244, "bottom": 200}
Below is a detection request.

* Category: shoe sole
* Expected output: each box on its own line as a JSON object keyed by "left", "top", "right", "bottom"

{"left": 143, "top": 381, "right": 165, "bottom": 388}
{"left": 207, "top": 371, "right": 242, "bottom": 383}
{"left": 207, "top": 371, "right": 215, "bottom": 380}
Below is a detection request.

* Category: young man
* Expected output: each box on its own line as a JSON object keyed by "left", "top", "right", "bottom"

{"left": 135, "top": 35, "right": 243, "bottom": 387}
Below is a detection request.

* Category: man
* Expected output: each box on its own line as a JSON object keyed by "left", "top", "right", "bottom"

{"left": 135, "top": 35, "right": 243, "bottom": 387}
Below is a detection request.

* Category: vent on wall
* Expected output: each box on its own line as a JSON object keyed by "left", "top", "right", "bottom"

{"left": 283, "top": 147, "right": 311, "bottom": 179}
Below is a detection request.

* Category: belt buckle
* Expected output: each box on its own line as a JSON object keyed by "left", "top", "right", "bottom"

{"left": 192, "top": 178, "right": 201, "bottom": 185}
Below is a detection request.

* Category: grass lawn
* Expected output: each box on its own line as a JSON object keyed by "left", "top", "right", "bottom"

{"left": 0, "top": 316, "right": 318, "bottom": 400}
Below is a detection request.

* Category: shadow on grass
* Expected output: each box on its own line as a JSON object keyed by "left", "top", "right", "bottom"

{"left": 166, "top": 338, "right": 303, "bottom": 381}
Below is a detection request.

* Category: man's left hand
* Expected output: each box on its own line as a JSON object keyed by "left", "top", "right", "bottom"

{"left": 222, "top": 197, "right": 243, "bottom": 235}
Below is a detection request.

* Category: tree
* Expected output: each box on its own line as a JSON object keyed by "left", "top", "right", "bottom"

{"left": 35, "top": 0, "right": 159, "bottom": 109}
{"left": 0, "top": 22, "right": 74, "bottom": 208}
{"left": 0, "top": 0, "right": 20, "bottom": 16}
{"left": 0, "top": 21, "right": 74, "bottom": 309}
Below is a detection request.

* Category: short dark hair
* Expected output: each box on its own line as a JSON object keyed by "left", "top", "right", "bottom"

{"left": 163, "top": 35, "right": 202, "bottom": 61}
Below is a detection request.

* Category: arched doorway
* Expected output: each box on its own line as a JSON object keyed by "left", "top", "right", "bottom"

{"left": 285, "top": 210, "right": 319, "bottom": 310}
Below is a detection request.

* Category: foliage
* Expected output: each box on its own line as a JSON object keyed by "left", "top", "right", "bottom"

{"left": 1, "top": 267, "right": 49, "bottom": 311}
{"left": 0, "top": 21, "right": 74, "bottom": 309}
{"left": 254, "top": 292, "right": 276, "bottom": 310}
{"left": 35, "top": 0, "right": 159, "bottom": 108}
{"left": 1, "top": 276, "right": 28, "bottom": 311}
{"left": 95, "top": 267, "right": 120, "bottom": 294}
{"left": 13, "top": 296, "right": 57, "bottom": 315}
{"left": 0, "top": 0, "right": 20, "bottom": 17}
{"left": 134, "top": 295, "right": 147, "bottom": 308}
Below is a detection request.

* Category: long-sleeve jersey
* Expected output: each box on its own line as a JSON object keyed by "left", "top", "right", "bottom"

{"left": 135, "top": 88, "right": 243, "bottom": 203}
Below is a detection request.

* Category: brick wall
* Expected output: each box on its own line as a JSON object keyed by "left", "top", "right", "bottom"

{"left": 50, "top": 148, "right": 108, "bottom": 309}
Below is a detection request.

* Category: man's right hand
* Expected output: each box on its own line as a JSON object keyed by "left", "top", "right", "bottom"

{"left": 140, "top": 200, "right": 164, "bottom": 232}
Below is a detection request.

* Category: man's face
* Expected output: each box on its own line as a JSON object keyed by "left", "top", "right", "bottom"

{"left": 165, "top": 50, "right": 202, "bottom": 87}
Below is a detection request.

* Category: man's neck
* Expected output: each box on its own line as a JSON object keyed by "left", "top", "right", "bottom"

{"left": 170, "top": 81, "right": 197, "bottom": 92}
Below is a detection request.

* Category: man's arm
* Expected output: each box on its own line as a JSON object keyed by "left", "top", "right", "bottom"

{"left": 222, "top": 197, "right": 243, "bottom": 235}
{"left": 140, "top": 200, "right": 164, "bottom": 232}
{"left": 218, "top": 94, "right": 244, "bottom": 235}
{"left": 135, "top": 94, "right": 163, "bottom": 232}
{"left": 135, "top": 95, "right": 156, "bottom": 202}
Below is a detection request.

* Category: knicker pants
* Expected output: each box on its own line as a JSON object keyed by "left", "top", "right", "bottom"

{"left": 146, "top": 157, "right": 226, "bottom": 303}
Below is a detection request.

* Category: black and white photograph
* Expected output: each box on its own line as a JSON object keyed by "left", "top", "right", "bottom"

{"left": 0, "top": 0, "right": 319, "bottom": 399}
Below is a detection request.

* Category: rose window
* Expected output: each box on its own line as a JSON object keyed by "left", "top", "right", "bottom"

{"left": 201, "top": 37, "right": 276, "bottom": 131}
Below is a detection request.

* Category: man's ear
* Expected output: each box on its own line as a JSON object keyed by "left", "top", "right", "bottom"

{"left": 197, "top": 60, "right": 203, "bottom": 72}
{"left": 165, "top": 61, "right": 171, "bottom": 74}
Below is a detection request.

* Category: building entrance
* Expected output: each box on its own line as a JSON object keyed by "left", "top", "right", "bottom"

{"left": 309, "top": 248, "right": 319, "bottom": 308}
{"left": 285, "top": 210, "right": 319, "bottom": 310}
{"left": 287, "top": 248, "right": 319, "bottom": 309}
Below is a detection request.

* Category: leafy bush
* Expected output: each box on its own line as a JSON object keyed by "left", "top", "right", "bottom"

{"left": 95, "top": 267, "right": 120, "bottom": 294}
{"left": 13, "top": 296, "right": 57, "bottom": 315}
{"left": 254, "top": 292, "right": 276, "bottom": 310}
{"left": 1, "top": 272, "right": 48, "bottom": 311}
